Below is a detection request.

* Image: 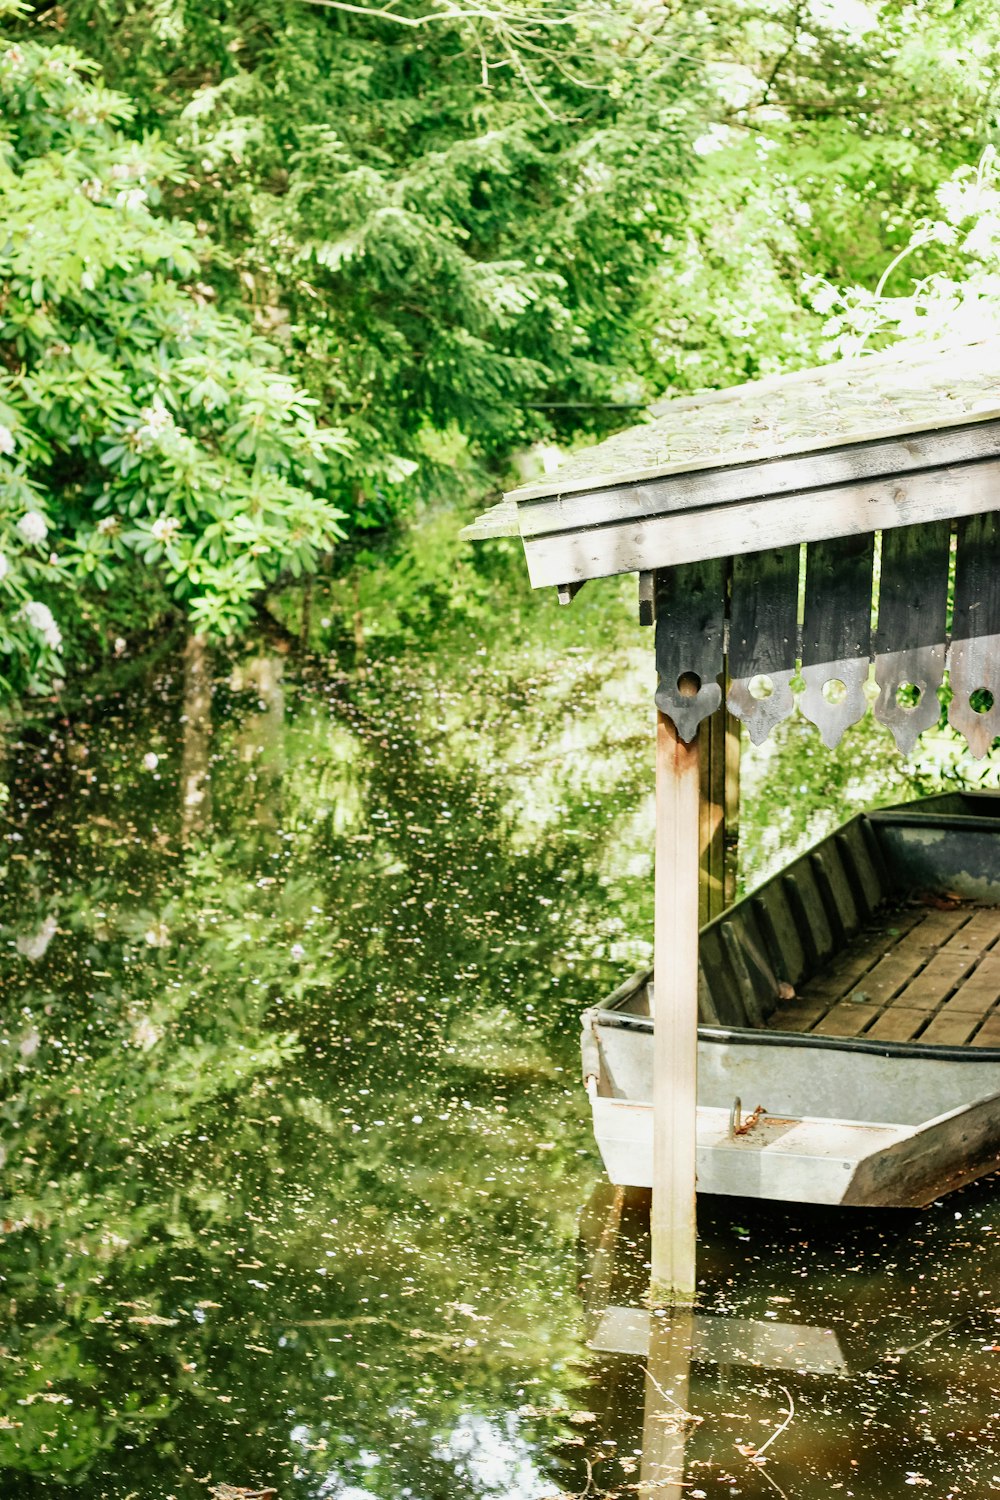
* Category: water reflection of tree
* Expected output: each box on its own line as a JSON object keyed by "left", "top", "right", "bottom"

{"left": 0, "top": 652, "right": 651, "bottom": 1495}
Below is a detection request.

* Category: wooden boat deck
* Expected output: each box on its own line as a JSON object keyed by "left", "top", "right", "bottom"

{"left": 767, "top": 902, "right": 1000, "bottom": 1048}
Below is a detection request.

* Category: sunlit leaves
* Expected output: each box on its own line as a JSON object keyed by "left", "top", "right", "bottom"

{"left": 0, "top": 29, "right": 350, "bottom": 698}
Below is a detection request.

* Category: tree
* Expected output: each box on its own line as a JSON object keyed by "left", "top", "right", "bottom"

{"left": 18, "top": 0, "right": 706, "bottom": 509}
{"left": 6, "top": 0, "right": 1000, "bottom": 704}
{"left": 0, "top": 7, "right": 351, "bottom": 700}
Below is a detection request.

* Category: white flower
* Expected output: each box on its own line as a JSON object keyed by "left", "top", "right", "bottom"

{"left": 3, "top": 45, "right": 25, "bottom": 69}
{"left": 115, "top": 186, "right": 148, "bottom": 212}
{"left": 0, "top": 424, "right": 15, "bottom": 456}
{"left": 17, "top": 511, "right": 48, "bottom": 545}
{"left": 0, "top": 553, "right": 8, "bottom": 583}
{"left": 22, "top": 599, "right": 62, "bottom": 651}
{"left": 96, "top": 515, "right": 120, "bottom": 535}
{"left": 143, "top": 752, "right": 159, "bottom": 771}
{"left": 135, "top": 395, "right": 177, "bottom": 450}
{"left": 290, "top": 943, "right": 306, "bottom": 961}
{"left": 150, "top": 515, "right": 181, "bottom": 544}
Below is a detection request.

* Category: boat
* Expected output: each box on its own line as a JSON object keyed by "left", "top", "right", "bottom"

{"left": 582, "top": 792, "right": 1000, "bottom": 1207}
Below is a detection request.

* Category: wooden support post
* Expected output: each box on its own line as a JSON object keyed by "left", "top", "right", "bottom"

{"left": 723, "top": 709, "right": 741, "bottom": 907}
{"left": 650, "top": 710, "right": 701, "bottom": 1306}
{"left": 699, "top": 694, "right": 741, "bottom": 922}
{"left": 698, "top": 707, "right": 724, "bottom": 925}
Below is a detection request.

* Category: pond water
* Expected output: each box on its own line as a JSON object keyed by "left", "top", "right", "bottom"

{"left": 1, "top": 566, "right": 998, "bottom": 1499}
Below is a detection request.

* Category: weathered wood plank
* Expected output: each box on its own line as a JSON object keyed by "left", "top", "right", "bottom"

{"left": 719, "top": 923, "right": 766, "bottom": 1029}
{"left": 812, "top": 1000, "right": 880, "bottom": 1037}
{"left": 873, "top": 521, "right": 950, "bottom": 754}
{"left": 860, "top": 816, "right": 893, "bottom": 895}
{"left": 720, "top": 914, "right": 777, "bottom": 1029}
{"left": 781, "top": 867, "right": 834, "bottom": 970}
{"left": 906, "top": 906, "right": 974, "bottom": 942}
{"left": 942, "top": 909, "right": 1000, "bottom": 951}
{"left": 767, "top": 999, "right": 829, "bottom": 1032}
{"left": 866, "top": 1007, "right": 930, "bottom": 1044}
{"left": 697, "top": 968, "right": 721, "bottom": 1025}
{"left": 943, "top": 952, "right": 1000, "bottom": 1011}
{"left": 727, "top": 547, "right": 799, "bottom": 743}
{"left": 522, "top": 457, "right": 1000, "bottom": 589}
{"left": 876, "top": 520, "right": 952, "bottom": 654}
{"left": 839, "top": 909, "right": 967, "bottom": 1006}
{"left": 798, "top": 907, "right": 926, "bottom": 1003}
{"left": 699, "top": 925, "right": 746, "bottom": 1029}
{"left": 951, "top": 512, "right": 1000, "bottom": 643}
{"left": 515, "top": 419, "right": 1000, "bottom": 535}
{"left": 948, "top": 512, "right": 1000, "bottom": 757}
{"left": 752, "top": 886, "right": 808, "bottom": 989}
{"left": 931, "top": 991, "right": 998, "bottom": 1029}
{"left": 918, "top": 1010, "right": 981, "bottom": 1047}
{"left": 654, "top": 562, "right": 726, "bottom": 743}
{"left": 834, "top": 824, "right": 885, "bottom": 918}
{"left": 971, "top": 1013, "right": 1000, "bottom": 1048}
{"left": 888, "top": 950, "right": 977, "bottom": 1011}
{"left": 811, "top": 845, "right": 861, "bottom": 942}
{"left": 799, "top": 533, "right": 874, "bottom": 748}
{"left": 802, "top": 533, "right": 874, "bottom": 666}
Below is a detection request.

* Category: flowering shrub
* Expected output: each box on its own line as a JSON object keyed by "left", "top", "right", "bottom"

{"left": 807, "top": 148, "right": 1000, "bottom": 357}
{"left": 0, "top": 10, "right": 350, "bottom": 699}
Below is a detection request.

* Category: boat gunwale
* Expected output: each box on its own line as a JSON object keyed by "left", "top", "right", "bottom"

{"left": 583, "top": 997, "right": 1000, "bottom": 1064}
{"left": 867, "top": 809, "right": 1000, "bottom": 834}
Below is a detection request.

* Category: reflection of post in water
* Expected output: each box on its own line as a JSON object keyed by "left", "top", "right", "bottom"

{"left": 180, "top": 633, "right": 213, "bottom": 841}
{"left": 641, "top": 1310, "right": 696, "bottom": 1500}
{"left": 231, "top": 654, "right": 286, "bottom": 832}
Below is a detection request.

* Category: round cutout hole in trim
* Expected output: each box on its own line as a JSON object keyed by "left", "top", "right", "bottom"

{"left": 676, "top": 671, "right": 701, "bottom": 698}
{"left": 895, "top": 682, "right": 922, "bottom": 710}
{"left": 748, "top": 675, "right": 774, "bottom": 701}
{"left": 971, "top": 688, "right": 996, "bottom": 715}
{"left": 822, "top": 678, "right": 848, "bottom": 706}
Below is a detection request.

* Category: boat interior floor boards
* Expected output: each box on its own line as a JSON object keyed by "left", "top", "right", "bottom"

{"left": 768, "top": 901, "right": 1000, "bottom": 1047}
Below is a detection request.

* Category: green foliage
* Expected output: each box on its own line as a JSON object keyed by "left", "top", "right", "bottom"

{"left": 0, "top": 626, "right": 653, "bottom": 1490}
{"left": 0, "top": 22, "right": 349, "bottom": 698}
{"left": 5, "top": 0, "right": 1000, "bottom": 706}
{"left": 808, "top": 146, "right": 1000, "bottom": 354}
{"left": 36, "top": 0, "right": 704, "bottom": 488}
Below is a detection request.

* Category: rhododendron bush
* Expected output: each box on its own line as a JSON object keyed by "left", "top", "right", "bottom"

{"left": 0, "top": 11, "right": 349, "bottom": 699}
